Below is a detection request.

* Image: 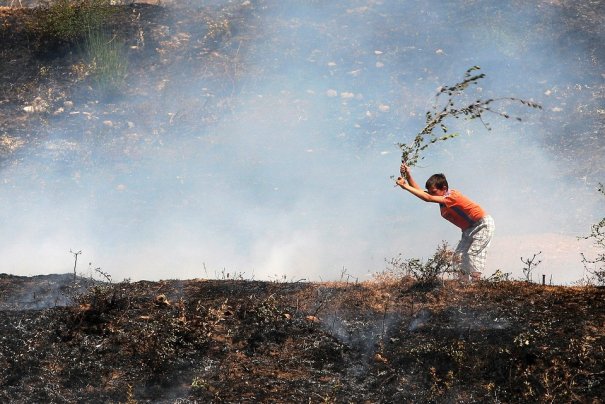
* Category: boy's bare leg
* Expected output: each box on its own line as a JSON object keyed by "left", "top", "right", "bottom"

{"left": 451, "top": 252, "right": 469, "bottom": 281}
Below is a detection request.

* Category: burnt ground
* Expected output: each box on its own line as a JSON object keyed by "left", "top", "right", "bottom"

{"left": 1, "top": 1, "right": 238, "bottom": 163}
{"left": 0, "top": 273, "right": 604, "bottom": 402}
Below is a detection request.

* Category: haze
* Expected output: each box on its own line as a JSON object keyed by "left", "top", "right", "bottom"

{"left": 1, "top": 0, "right": 603, "bottom": 284}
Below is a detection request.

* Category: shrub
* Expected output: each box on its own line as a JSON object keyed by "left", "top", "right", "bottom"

{"left": 385, "top": 242, "right": 454, "bottom": 286}
{"left": 28, "top": 0, "right": 114, "bottom": 44}
{"left": 520, "top": 251, "right": 542, "bottom": 283}
{"left": 581, "top": 184, "right": 605, "bottom": 285}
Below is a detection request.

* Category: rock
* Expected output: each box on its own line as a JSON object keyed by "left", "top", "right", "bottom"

{"left": 23, "top": 97, "right": 49, "bottom": 113}
{"left": 32, "top": 97, "right": 48, "bottom": 112}
{"left": 155, "top": 294, "right": 170, "bottom": 306}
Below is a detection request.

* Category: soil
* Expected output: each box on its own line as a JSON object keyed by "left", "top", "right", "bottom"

{"left": 0, "top": 273, "right": 604, "bottom": 402}
{"left": 1, "top": 1, "right": 251, "bottom": 167}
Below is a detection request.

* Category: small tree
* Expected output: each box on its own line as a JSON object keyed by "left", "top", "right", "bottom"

{"left": 580, "top": 184, "right": 605, "bottom": 285}
{"left": 520, "top": 251, "right": 542, "bottom": 283}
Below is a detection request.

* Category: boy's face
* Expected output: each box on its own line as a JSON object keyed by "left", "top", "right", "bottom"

{"left": 427, "top": 186, "right": 447, "bottom": 196}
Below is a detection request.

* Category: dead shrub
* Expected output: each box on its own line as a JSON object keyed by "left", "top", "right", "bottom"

{"left": 384, "top": 242, "right": 454, "bottom": 288}
{"left": 580, "top": 183, "right": 605, "bottom": 285}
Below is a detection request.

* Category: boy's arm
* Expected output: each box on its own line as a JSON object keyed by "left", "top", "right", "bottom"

{"left": 396, "top": 177, "right": 445, "bottom": 204}
{"left": 400, "top": 163, "right": 422, "bottom": 190}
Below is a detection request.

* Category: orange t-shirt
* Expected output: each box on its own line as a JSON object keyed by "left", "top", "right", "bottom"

{"left": 439, "top": 189, "right": 486, "bottom": 231}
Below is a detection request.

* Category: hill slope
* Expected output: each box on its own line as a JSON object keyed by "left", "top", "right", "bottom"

{"left": 1, "top": 274, "right": 604, "bottom": 402}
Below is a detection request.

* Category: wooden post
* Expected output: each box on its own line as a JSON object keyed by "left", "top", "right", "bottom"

{"left": 542, "top": 274, "right": 546, "bottom": 285}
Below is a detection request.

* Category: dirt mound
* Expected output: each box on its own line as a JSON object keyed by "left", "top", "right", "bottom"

{"left": 0, "top": 274, "right": 604, "bottom": 402}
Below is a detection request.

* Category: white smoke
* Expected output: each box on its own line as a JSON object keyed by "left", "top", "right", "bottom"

{"left": 0, "top": 0, "right": 602, "bottom": 284}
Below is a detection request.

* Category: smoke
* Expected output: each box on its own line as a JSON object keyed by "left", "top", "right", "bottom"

{"left": 0, "top": 0, "right": 602, "bottom": 284}
{"left": 0, "top": 274, "right": 79, "bottom": 310}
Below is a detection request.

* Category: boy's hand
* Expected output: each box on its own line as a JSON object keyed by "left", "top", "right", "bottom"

{"left": 400, "top": 163, "right": 410, "bottom": 177}
{"left": 396, "top": 176, "right": 408, "bottom": 188}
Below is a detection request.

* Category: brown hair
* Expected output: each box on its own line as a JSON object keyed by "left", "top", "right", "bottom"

{"left": 425, "top": 173, "right": 448, "bottom": 191}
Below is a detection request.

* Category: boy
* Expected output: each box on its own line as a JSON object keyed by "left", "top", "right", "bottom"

{"left": 396, "top": 163, "right": 495, "bottom": 282}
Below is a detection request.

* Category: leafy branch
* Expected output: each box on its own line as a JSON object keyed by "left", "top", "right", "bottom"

{"left": 398, "top": 66, "right": 542, "bottom": 167}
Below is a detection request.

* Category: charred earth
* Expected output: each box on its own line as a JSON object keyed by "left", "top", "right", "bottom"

{"left": 1, "top": 273, "right": 605, "bottom": 402}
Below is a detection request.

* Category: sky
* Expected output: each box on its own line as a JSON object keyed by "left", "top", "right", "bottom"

{"left": 0, "top": 0, "right": 603, "bottom": 284}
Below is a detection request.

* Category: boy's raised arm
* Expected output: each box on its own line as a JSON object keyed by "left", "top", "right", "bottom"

{"left": 400, "top": 163, "right": 422, "bottom": 190}
{"left": 397, "top": 178, "right": 445, "bottom": 203}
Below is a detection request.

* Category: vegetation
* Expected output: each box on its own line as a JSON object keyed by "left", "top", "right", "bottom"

{"left": 20, "top": 0, "right": 128, "bottom": 96}
{"left": 581, "top": 184, "right": 605, "bottom": 285}
{"left": 384, "top": 241, "right": 454, "bottom": 286}
{"left": 82, "top": 28, "right": 129, "bottom": 95}
{"left": 1, "top": 273, "right": 604, "bottom": 402}
{"left": 27, "top": 0, "right": 115, "bottom": 44}
{"left": 398, "top": 66, "right": 543, "bottom": 167}
{"left": 520, "top": 251, "right": 543, "bottom": 283}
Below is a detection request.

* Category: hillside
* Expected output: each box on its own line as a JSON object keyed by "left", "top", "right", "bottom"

{"left": 1, "top": 273, "right": 604, "bottom": 402}
{"left": 1, "top": 0, "right": 604, "bottom": 281}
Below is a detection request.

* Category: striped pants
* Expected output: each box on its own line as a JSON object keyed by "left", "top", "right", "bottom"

{"left": 454, "top": 215, "right": 495, "bottom": 275}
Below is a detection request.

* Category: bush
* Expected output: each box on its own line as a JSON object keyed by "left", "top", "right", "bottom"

{"left": 581, "top": 184, "right": 605, "bottom": 285}
{"left": 28, "top": 0, "right": 114, "bottom": 44}
{"left": 26, "top": 0, "right": 129, "bottom": 95}
{"left": 384, "top": 242, "right": 454, "bottom": 286}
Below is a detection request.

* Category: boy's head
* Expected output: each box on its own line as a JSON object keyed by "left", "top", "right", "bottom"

{"left": 425, "top": 174, "right": 448, "bottom": 196}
